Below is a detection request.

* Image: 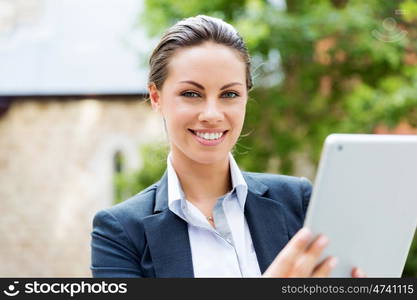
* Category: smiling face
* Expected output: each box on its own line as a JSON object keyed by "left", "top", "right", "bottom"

{"left": 149, "top": 42, "right": 248, "bottom": 166}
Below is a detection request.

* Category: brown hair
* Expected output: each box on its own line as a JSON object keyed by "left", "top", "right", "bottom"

{"left": 148, "top": 15, "right": 252, "bottom": 90}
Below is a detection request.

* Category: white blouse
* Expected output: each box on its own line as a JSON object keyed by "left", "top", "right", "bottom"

{"left": 166, "top": 152, "right": 261, "bottom": 277}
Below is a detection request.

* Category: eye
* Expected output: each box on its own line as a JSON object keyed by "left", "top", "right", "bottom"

{"left": 221, "top": 91, "right": 239, "bottom": 98}
{"left": 181, "top": 91, "right": 201, "bottom": 98}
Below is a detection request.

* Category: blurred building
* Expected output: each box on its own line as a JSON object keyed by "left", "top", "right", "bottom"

{"left": 0, "top": 0, "right": 164, "bottom": 277}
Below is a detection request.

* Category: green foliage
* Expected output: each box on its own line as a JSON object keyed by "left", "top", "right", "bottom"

{"left": 125, "top": 0, "right": 417, "bottom": 276}
{"left": 113, "top": 143, "right": 168, "bottom": 204}
{"left": 140, "top": 0, "right": 417, "bottom": 172}
{"left": 404, "top": 232, "right": 417, "bottom": 277}
{"left": 401, "top": 0, "right": 417, "bottom": 22}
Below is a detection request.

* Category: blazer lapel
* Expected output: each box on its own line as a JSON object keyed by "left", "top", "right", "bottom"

{"left": 243, "top": 173, "right": 290, "bottom": 274}
{"left": 141, "top": 171, "right": 289, "bottom": 277}
{"left": 142, "top": 171, "right": 194, "bottom": 278}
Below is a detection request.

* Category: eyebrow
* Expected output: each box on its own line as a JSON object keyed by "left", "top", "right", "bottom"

{"left": 178, "top": 81, "right": 243, "bottom": 90}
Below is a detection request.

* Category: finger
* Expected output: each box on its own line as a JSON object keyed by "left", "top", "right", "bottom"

{"left": 351, "top": 267, "right": 367, "bottom": 278}
{"left": 312, "top": 256, "right": 338, "bottom": 278}
{"left": 291, "top": 234, "right": 329, "bottom": 277}
{"left": 264, "top": 227, "right": 312, "bottom": 277}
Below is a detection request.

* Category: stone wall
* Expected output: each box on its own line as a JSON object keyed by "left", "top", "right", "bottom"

{"left": 0, "top": 97, "right": 164, "bottom": 277}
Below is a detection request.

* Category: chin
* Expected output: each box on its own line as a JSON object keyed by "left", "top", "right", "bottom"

{"left": 171, "top": 135, "right": 234, "bottom": 165}
{"left": 192, "top": 152, "right": 226, "bottom": 165}
{"left": 185, "top": 148, "right": 229, "bottom": 165}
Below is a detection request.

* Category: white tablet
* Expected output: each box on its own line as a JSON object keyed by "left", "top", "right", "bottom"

{"left": 303, "top": 134, "right": 417, "bottom": 277}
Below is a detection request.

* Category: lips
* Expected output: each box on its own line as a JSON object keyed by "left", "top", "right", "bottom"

{"left": 188, "top": 129, "right": 229, "bottom": 146}
{"left": 188, "top": 129, "right": 229, "bottom": 137}
{"left": 188, "top": 129, "right": 228, "bottom": 134}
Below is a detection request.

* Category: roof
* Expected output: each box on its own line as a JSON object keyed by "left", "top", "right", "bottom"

{"left": 0, "top": 0, "right": 155, "bottom": 97}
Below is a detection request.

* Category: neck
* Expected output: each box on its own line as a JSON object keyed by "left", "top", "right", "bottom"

{"left": 170, "top": 150, "right": 232, "bottom": 204}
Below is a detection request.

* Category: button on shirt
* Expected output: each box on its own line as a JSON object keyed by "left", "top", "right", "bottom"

{"left": 167, "top": 152, "right": 261, "bottom": 277}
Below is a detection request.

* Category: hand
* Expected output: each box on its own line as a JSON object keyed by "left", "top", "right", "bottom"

{"left": 262, "top": 227, "right": 337, "bottom": 277}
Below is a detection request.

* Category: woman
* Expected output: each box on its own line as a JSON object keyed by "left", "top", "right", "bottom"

{"left": 91, "top": 15, "right": 364, "bottom": 278}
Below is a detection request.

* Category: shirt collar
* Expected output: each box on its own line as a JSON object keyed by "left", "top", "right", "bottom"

{"left": 166, "top": 152, "right": 248, "bottom": 211}
{"left": 167, "top": 152, "right": 185, "bottom": 204}
{"left": 228, "top": 152, "right": 248, "bottom": 209}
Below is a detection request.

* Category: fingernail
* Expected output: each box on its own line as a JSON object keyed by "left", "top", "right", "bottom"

{"left": 329, "top": 257, "right": 338, "bottom": 268}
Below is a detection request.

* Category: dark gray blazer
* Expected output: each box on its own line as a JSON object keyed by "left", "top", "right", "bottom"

{"left": 90, "top": 171, "right": 312, "bottom": 277}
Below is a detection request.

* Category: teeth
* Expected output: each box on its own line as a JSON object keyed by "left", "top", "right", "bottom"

{"left": 195, "top": 131, "right": 224, "bottom": 140}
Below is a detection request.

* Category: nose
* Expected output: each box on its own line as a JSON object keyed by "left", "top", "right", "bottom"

{"left": 198, "top": 98, "right": 224, "bottom": 123}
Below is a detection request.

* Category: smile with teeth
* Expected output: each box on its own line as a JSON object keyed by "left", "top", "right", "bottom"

{"left": 189, "top": 129, "right": 227, "bottom": 140}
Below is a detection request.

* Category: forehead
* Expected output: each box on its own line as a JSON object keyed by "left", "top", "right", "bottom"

{"left": 165, "top": 42, "right": 246, "bottom": 85}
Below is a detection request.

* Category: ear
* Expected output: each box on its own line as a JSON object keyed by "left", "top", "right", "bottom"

{"left": 148, "top": 83, "right": 162, "bottom": 114}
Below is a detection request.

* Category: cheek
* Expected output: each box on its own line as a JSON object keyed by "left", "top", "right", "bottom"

{"left": 163, "top": 99, "right": 195, "bottom": 130}
{"left": 229, "top": 104, "right": 246, "bottom": 127}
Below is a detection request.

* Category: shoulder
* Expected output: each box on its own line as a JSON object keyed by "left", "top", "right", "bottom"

{"left": 111, "top": 183, "right": 158, "bottom": 218}
{"left": 93, "top": 181, "right": 159, "bottom": 227}
{"left": 243, "top": 171, "right": 312, "bottom": 218}
{"left": 243, "top": 171, "right": 312, "bottom": 196}
{"left": 91, "top": 180, "right": 161, "bottom": 248}
{"left": 91, "top": 180, "right": 161, "bottom": 265}
{"left": 91, "top": 181, "right": 162, "bottom": 277}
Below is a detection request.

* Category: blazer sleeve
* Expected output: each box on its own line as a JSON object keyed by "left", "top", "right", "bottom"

{"left": 300, "top": 177, "right": 313, "bottom": 217}
{"left": 90, "top": 209, "right": 143, "bottom": 277}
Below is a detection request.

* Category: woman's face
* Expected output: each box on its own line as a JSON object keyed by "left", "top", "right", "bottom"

{"left": 150, "top": 42, "right": 248, "bottom": 165}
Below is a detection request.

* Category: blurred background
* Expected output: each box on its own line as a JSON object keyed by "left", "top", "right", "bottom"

{"left": 0, "top": 0, "right": 416, "bottom": 277}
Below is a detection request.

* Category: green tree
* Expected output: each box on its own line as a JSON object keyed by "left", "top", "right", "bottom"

{"left": 114, "top": 143, "right": 168, "bottom": 204}
{"left": 118, "top": 0, "right": 417, "bottom": 276}
{"left": 140, "top": 0, "right": 417, "bottom": 173}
